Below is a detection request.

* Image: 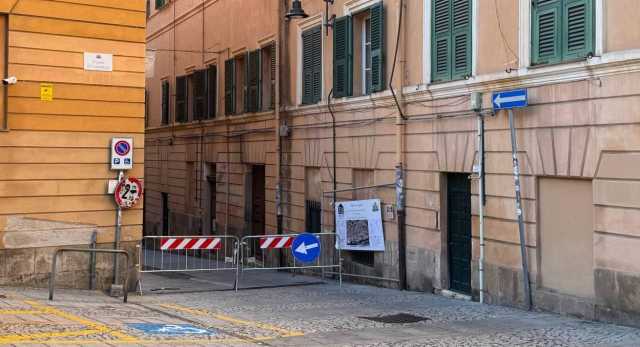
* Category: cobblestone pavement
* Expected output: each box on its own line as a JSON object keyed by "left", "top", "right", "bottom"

{"left": 1, "top": 278, "right": 640, "bottom": 346}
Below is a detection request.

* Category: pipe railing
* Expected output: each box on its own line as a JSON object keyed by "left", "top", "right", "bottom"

{"left": 49, "top": 248, "right": 130, "bottom": 303}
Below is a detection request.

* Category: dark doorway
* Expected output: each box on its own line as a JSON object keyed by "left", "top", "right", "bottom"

{"left": 251, "top": 165, "right": 266, "bottom": 236}
{"left": 447, "top": 173, "right": 471, "bottom": 294}
{"left": 161, "top": 192, "right": 169, "bottom": 236}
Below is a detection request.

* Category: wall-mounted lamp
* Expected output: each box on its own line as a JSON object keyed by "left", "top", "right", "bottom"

{"left": 285, "top": 0, "right": 309, "bottom": 20}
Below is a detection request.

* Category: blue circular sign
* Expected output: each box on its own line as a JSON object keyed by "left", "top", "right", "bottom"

{"left": 291, "top": 233, "right": 321, "bottom": 263}
{"left": 114, "top": 140, "right": 131, "bottom": 156}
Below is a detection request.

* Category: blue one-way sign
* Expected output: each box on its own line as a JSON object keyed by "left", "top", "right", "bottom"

{"left": 492, "top": 89, "right": 528, "bottom": 110}
{"left": 292, "top": 233, "right": 321, "bottom": 263}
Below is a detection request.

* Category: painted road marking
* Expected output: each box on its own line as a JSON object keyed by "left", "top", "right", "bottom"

{"left": 0, "top": 300, "right": 138, "bottom": 344}
{"left": 0, "top": 309, "right": 41, "bottom": 315}
{"left": 128, "top": 323, "right": 216, "bottom": 335}
{"left": 160, "top": 303, "right": 304, "bottom": 337}
{"left": 0, "top": 298, "right": 301, "bottom": 345}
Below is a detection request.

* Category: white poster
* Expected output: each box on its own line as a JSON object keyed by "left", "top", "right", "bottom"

{"left": 335, "top": 199, "right": 385, "bottom": 251}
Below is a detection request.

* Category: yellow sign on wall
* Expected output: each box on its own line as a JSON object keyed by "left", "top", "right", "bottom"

{"left": 40, "top": 83, "right": 53, "bottom": 101}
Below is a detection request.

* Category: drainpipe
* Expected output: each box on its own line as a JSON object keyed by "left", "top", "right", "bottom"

{"left": 225, "top": 124, "right": 230, "bottom": 236}
{"left": 275, "top": 0, "right": 283, "bottom": 234}
{"left": 477, "top": 112, "right": 485, "bottom": 303}
{"left": 390, "top": 0, "right": 407, "bottom": 290}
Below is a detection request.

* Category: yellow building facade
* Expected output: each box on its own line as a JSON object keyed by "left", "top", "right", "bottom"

{"left": 0, "top": 0, "right": 146, "bottom": 288}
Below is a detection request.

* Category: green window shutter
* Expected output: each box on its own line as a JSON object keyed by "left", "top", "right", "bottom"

{"left": 532, "top": 0, "right": 562, "bottom": 65}
{"left": 244, "top": 52, "right": 249, "bottom": 113}
{"left": 161, "top": 80, "right": 169, "bottom": 124}
{"left": 333, "top": 16, "right": 352, "bottom": 98}
{"left": 207, "top": 65, "right": 217, "bottom": 119}
{"left": 224, "top": 59, "right": 235, "bottom": 115}
{"left": 175, "top": 76, "right": 187, "bottom": 123}
{"left": 247, "top": 49, "right": 261, "bottom": 113}
{"left": 192, "top": 70, "right": 206, "bottom": 120}
{"left": 431, "top": 0, "right": 451, "bottom": 82}
{"left": 451, "top": 0, "right": 471, "bottom": 80}
{"left": 563, "top": 0, "right": 593, "bottom": 60}
{"left": 302, "top": 26, "right": 322, "bottom": 105}
{"left": 155, "top": 0, "right": 165, "bottom": 10}
{"left": 270, "top": 43, "right": 276, "bottom": 110}
{"left": 369, "top": 2, "right": 385, "bottom": 93}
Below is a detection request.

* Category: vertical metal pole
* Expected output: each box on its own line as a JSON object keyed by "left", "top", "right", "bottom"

{"left": 89, "top": 231, "right": 97, "bottom": 290}
{"left": 508, "top": 109, "right": 532, "bottom": 310}
{"left": 477, "top": 115, "right": 485, "bottom": 304}
{"left": 396, "top": 165, "right": 406, "bottom": 290}
{"left": 49, "top": 250, "right": 59, "bottom": 300}
{"left": 113, "top": 170, "right": 124, "bottom": 285}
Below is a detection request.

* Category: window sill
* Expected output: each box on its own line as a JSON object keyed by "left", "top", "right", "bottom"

{"left": 408, "top": 49, "right": 640, "bottom": 98}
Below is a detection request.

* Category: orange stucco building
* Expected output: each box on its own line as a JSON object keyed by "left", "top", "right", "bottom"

{"left": 145, "top": 0, "right": 640, "bottom": 326}
{"left": 0, "top": 0, "right": 146, "bottom": 288}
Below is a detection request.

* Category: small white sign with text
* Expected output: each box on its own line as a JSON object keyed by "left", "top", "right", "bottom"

{"left": 84, "top": 52, "right": 113, "bottom": 72}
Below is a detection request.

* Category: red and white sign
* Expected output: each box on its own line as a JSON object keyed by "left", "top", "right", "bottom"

{"left": 259, "top": 236, "right": 293, "bottom": 249}
{"left": 114, "top": 177, "right": 143, "bottom": 209}
{"left": 160, "top": 237, "right": 222, "bottom": 250}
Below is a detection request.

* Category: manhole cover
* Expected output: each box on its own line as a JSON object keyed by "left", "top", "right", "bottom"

{"left": 359, "top": 313, "right": 430, "bottom": 324}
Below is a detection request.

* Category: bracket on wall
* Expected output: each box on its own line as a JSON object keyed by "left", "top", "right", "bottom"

{"left": 324, "top": 0, "right": 336, "bottom": 36}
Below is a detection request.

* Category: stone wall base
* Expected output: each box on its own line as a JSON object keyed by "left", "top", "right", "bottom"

{"left": 0, "top": 242, "right": 139, "bottom": 292}
{"left": 477, "top": 263, "right": 640, "bottom": 328}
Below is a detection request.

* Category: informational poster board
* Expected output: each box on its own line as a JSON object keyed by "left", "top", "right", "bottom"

{"left": 335, "top": 199, "right": 385, "bottom": 251}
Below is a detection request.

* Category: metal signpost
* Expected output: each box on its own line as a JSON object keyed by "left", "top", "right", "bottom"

{"left": 110, "top": 137, "right": 135, "bottom": 293}
{"left": 492, "top": 89, "right": 532, "bottom": 310}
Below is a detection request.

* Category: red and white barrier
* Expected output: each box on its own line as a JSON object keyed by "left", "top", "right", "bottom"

{"left": 259, "top": 236, "right": 293, "bottom": 249}
{"left": 160, "top": 237, "right": 222, "bottom": 251}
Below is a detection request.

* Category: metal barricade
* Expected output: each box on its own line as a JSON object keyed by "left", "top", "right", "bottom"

{"left": 137, "top": 235, "right": 240, "bottom": 292}
{"left": 237, "top": 232, "right": 342, "bottom": 289}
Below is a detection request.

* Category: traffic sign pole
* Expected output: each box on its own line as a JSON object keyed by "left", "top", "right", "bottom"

{"left": 113, "top": 170, "right": 124, "bottom": 287}
{"left": 508, "top": 109, "right": 532, "bottom": 310}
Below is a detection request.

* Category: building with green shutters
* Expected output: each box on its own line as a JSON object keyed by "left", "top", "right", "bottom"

{"left": 145, "top": 0, "right": 640, "bottom": 327}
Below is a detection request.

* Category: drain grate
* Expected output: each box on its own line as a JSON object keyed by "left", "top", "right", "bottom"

{"left": 359, "top": 313, "right": 430, "bottom": 324}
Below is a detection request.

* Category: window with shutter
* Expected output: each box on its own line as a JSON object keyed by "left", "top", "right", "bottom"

{"left": 431, "top": 0, "right": 471, "bottom": 82}
{"left": 247, "top": 50, "right": 261, "bottom": 113}
{"left": 207, "top": 65, "right": 217, "bottom": 119}
{"left": 155, "top": 0, "right": 166, "bottom": 10}
{"left": 302, "top": 25, "right": 322, "bottom": 105}
{"left": 224, "top": 59, "right": 235, "bottom": 115}
{"left": 563, "top": 0, "right": 593, "bottom": 60}
{"left": 175, "top": 75, "right": 187, "bottom": 123}
{"left": 236, "top": 55, "right": 246, "bottom": 114}
{"left": 270, "top": 44, "right": 276, "bottom": 109}
{"left": 333, "top": 16, "right": 352, "bottom": 98}
{"left": 192, "top": 69, "right": 206, "bottom": 121}
{"left": 260, "top": 43, "right": 276, "bottom": 111}
{"left": 161, "top": 80, "right": 169, "bottom": 125}
{"left": 369, "top": 2, "right": 384, "bottom": 93}
{"left": 532, "top": 0, "right": 593, "bottom": 65}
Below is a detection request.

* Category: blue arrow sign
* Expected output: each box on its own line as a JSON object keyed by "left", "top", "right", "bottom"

{"left": 492, "top": 89, "right": 528, "bottom": 110}
{"left": 292, "top": 233, "right": 321, "bottom": 263}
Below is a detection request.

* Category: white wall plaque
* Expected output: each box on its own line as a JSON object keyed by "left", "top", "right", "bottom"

{"left": 84, "top": 52, "right": 113, "bottom": 72}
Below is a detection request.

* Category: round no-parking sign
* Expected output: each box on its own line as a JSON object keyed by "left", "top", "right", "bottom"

{"left": 114, "top": 177, "right": 143, "bottom": 209}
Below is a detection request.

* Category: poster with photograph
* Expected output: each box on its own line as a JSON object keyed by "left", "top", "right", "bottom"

{"left": 335, "top": 199, "right": 385, "bottom": 251}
